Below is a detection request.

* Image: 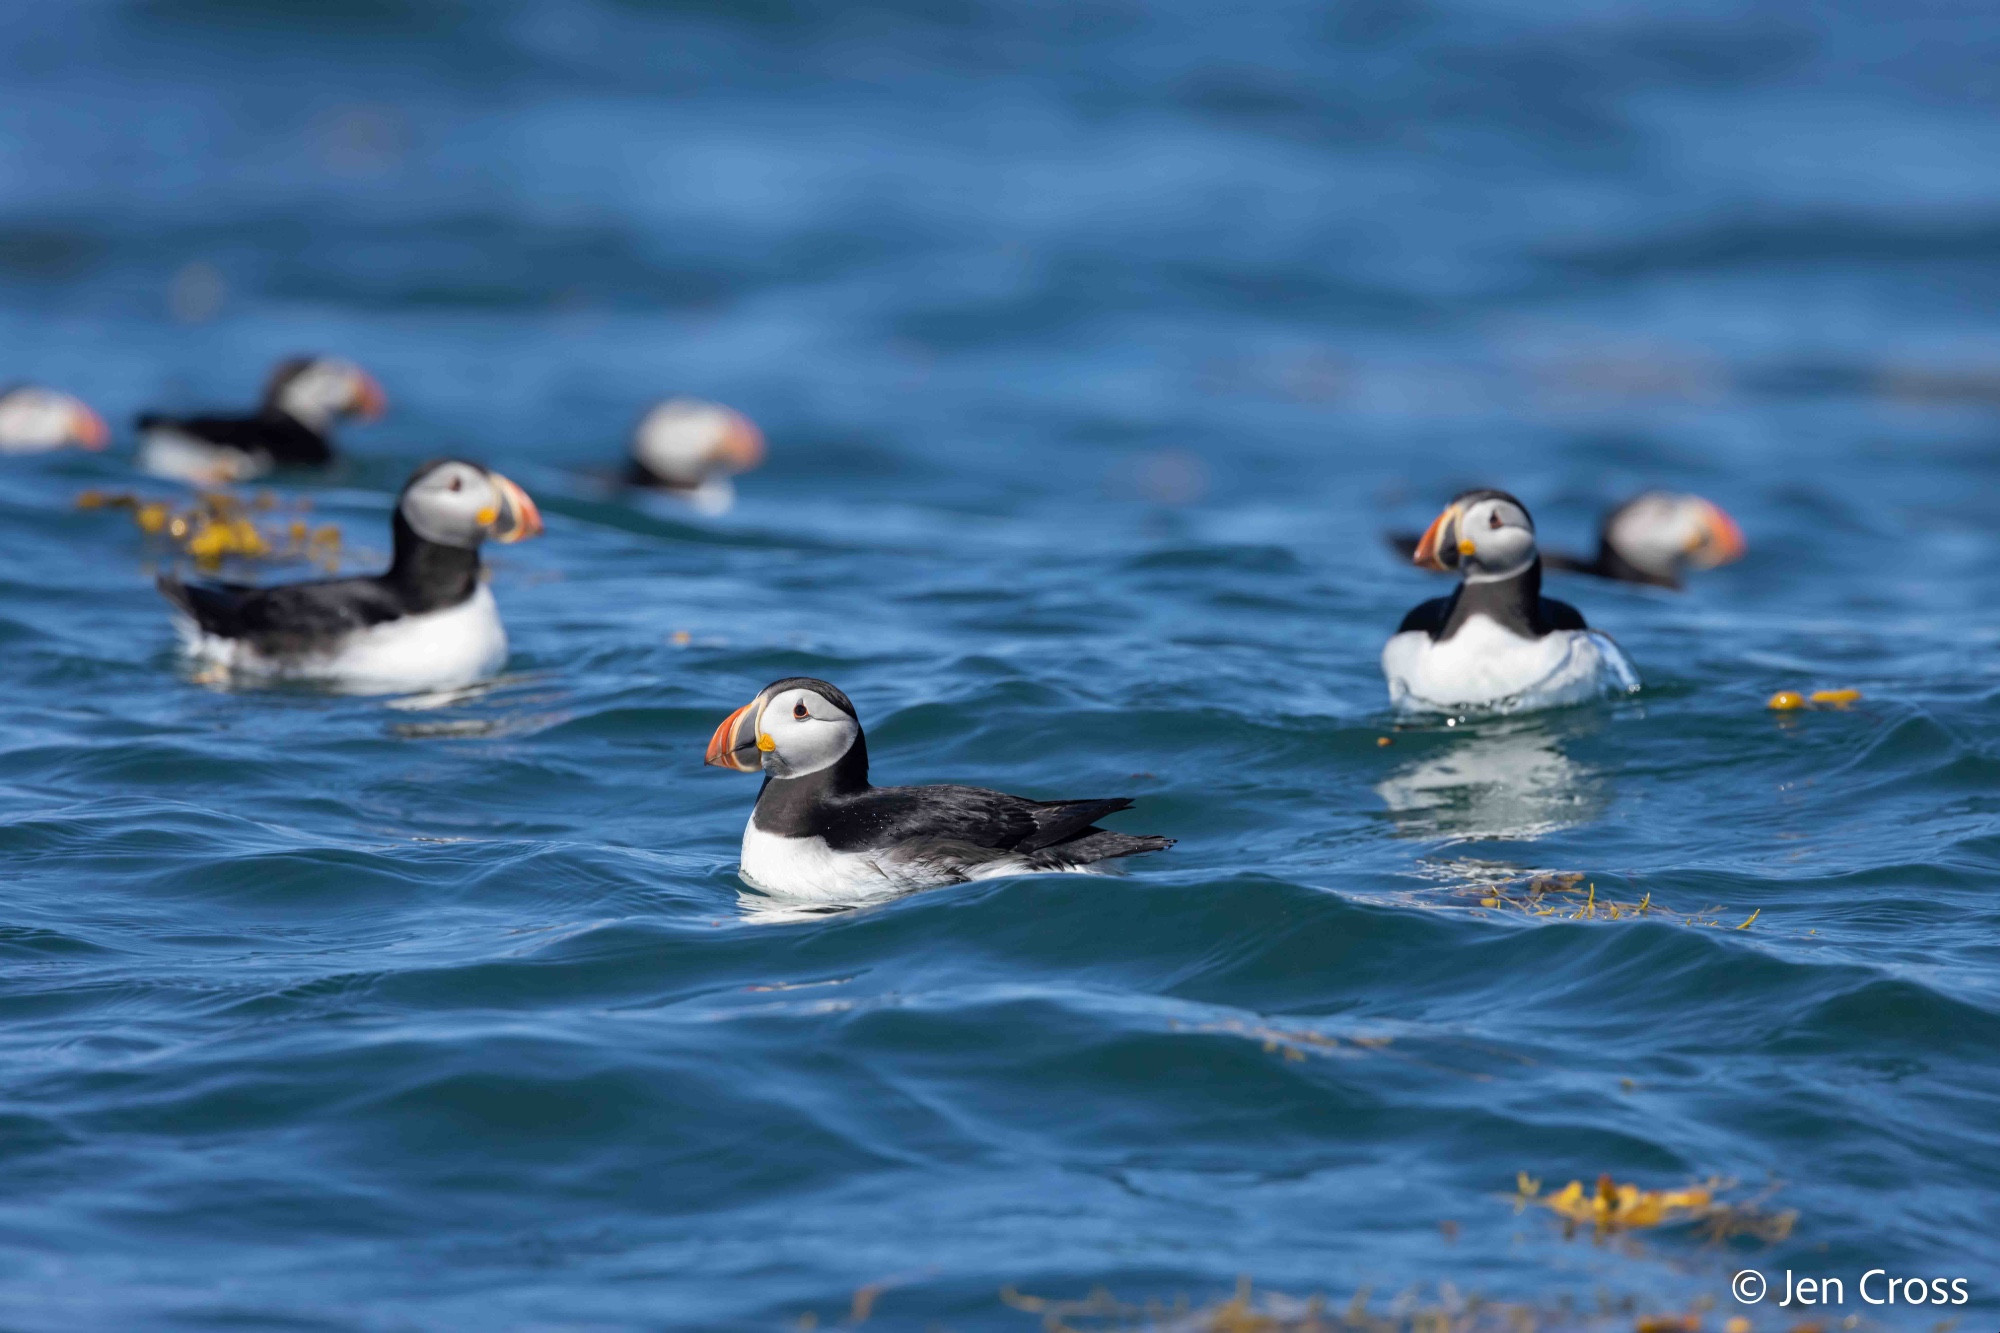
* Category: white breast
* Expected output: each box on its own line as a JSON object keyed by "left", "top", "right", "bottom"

{"left": 1381, "top": 613, "right": 1639, "bottom": 714}
{"left": 737, "top": 821, "right": 1054, "bottom": 905}
{"left": 739, "top": 824, "right": 911, "bottom": 903}
{"left": 139, "top": 428, "right": 272, "bottom": 484}
{"left": 172, "top": 584, "right": 510, "bottom": 696}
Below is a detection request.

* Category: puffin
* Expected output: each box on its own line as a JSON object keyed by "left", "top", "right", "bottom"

{"left": 626, "top": 397, "right": 764, "bottom": 515}
{"left": 1386, "top": 491, "right": 1745, "bottom": 590}
{"left": 136, "top": 356, "right": 387, "bottom": 484}
{"left": 705, "top": 677, "right": 1173, "bottom": 902}
{"left": 1382, "top": 489, "right": 1640, "bottom": 714}
{"left": 157, "top": 458, "right": 542, "bottom": 694}
{"left": 0, "top": 385, "right": 109, "bottom": 454}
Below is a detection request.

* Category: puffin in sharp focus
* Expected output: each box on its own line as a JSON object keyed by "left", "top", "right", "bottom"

{"left": 157, "top": 458, "right": 541, "bottom": 694}
{"left": 705, "top": 677, "right": 1173, "bottom": 902}
{"left": 1382, "top": 489, "right": 1639, "bottom": 714}
{"left": 1386, "top": 490, "right": 1745, "bottom": 590}
{"left": 626, "top": 397, "right": 765, "bottom": 515}
{"left": 136, "top": 356, "right": 387, "bottom": 484}
{"left": 0, "top": 386, "right": 109, "bottom": 454}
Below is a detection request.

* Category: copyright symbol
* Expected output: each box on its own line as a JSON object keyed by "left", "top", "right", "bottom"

{"left": 1732, "top": 1270, "right": 1766, "bottom": 1304}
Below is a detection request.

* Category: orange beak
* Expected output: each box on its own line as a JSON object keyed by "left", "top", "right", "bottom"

{"left": 705, "top": 699, "right": 766, "bottom": 772}
{"left": 716, "top": 410, "right": 766, "bottom": 473}
{"left": 1691, "top": 500, "right": 1747, "bottom": 568}
{"left": 1411, "top": 502, "right": 1463, "bottom": 572}
{"left": 488, "top": 473, "right": 543, "bottom": 543}
{"left": 350, "top": 371, "right": 388, "bottom": 422}
{"left": 70, "top": 403, "right": 109, "bottom": 450}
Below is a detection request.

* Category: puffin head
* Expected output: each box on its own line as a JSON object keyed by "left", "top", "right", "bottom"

{"left": 705, "top": 677, "right": 862, "bottom": 779}
{"left": 397, "top": 458, "right": 543, "bottom": 549}
{"left": 631, "top": 398, "right": 765, "bottom": 487}
{"left": 1603, "top": 491, "right": 1746, "bottom": 581}
{"left": 1412, "top": 488, "right": 1538, "bottom": 582}
{"left": 0, "top": 386, "right": 108, "bottom": 453}
{"left": 265, "top": 356, "right": 388, "bottom": 431}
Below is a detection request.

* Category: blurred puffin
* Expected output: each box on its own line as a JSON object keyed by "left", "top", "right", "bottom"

{"left": 136, "top": 356, "right": 387, "bottom": 484}
{"left": 0, "top": 386, "right": 109, "bottom": 454}
{"left": 1382, "top": 489, "right": 1639, "bottom": 714}
{"left": 706, "top": 677, "right": 1172, "bottom": 902}
{"left": 157, "top": 459, "right": 541, "bottom": 694}
{"left": 626, "top": 397, "right": 764, "bottom": 515}
{"left": 1386, "top": 491, "right": 1745, "bottom": 590}
{"left": 1542, "top": 491, "right": 1745, "bottom": 588}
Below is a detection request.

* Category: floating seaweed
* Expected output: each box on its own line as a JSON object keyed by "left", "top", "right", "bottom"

{"left": 1444, "top": 872, "right": 1760, "bottom": 931}
{"left": 77, "top": 488, "right": 345, "bottom": 573}
{"left": 1766, "top": 689, "right": 1862, "bottom": 712}
{"left": 1513, "top": 1173, "right": 1797, "bottom": 1245}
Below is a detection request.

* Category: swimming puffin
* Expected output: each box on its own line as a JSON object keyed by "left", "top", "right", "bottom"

{"left": 1541, "top": 491, "right": 1746, "bottom": 588}
{"left": 626, "top": 398, "right": 764, "bottom": 515}
{"left": 0, "top": 386, "right": 109, "bottom": 454}
{"left": 1382, "top": 489, "right": 1639, "bottom": 714}
{"left": 136, "top": 356, "right": 387, "bottom": 484}
{"left": 705, "top": 677, "right": 1173, "bottom": 902}
{"left": 157, "top": 458, "right": 542, "bottom": 694}
{"left": 1385, "top": 491, "right": 1745, "bottom": 590}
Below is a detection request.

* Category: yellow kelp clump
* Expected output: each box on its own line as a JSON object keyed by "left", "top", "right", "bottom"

{"left": 1452, "top": 872, "right": 1760, "bottom": 930}
{"left": 1514, "top": 1173, "right": 1796, "bottom": 1244}
{"left": 78, "top": 489, "right": 343, "bottom": 573}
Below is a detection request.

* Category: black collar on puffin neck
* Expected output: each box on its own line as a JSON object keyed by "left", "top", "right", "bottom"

{"left": 383, "top": 510, "right": 483, "bottom": 614}
{"left": 750, "top": 735, "right": 872, "bottom": 838}
{"left": 1407, "top": 557, "right": 1589, "bottom": 641}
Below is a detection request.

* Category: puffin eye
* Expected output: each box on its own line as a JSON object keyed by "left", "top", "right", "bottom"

{"left": 793, "top": 701, "right": 809, "bottom": 720}
{"left": 448, "top": 476, "right": 462, "bottom": 492}
{"left": 1489, "top": 510, "right": 1503, "bottom": 529}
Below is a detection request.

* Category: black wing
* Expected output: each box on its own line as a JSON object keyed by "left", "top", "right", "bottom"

{"left": 825, "top": 785, "right": 1165, "bottom": 859}
{"left": 1537, "top": 596, "right": 1588, "bottom": 631}
{"left": 158, "top": 572, "right": 403, "bottom": 643}
{"left": 136, "top": 412, "right": 332, "bottom": 466}
{"left": 1395, "top": 594, "right": 1454, "bottom": 636}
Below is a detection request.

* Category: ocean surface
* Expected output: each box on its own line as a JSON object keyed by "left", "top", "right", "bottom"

{"left": 2, "top": 1, "right": 1999, "bottom": 1327}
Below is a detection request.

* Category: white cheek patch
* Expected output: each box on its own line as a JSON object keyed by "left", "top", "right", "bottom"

{"left": 760, "top": 692, "right": 858, "bottom": 777}
{"left": 636, "top": 402, "right": 733, "bottom": 477}
{"left": 278, "top": 362, "right": 364, "bottom": 429}
{"left": 0, "top": 393, "right": 71, "bottom": 451}
{"left": 1607, "top": 498, "right": 1696, "bottom": 575}
{"left": 402, "top": 476, "right": 496, "bottom": 548}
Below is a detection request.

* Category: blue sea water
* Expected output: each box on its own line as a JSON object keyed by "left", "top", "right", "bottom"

{"left": 3, "top": 0, "right": 2000, "bottom": 1327}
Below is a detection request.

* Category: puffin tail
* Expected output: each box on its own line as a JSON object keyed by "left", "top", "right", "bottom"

{"left": 1036, "top": 830, "right": 1175, "bottom": 868}
{"left": 156, "top": 572, "right": 195, "bottom": 617}
{"left": 155, "top": 573, "right": 240, "bottom": 638}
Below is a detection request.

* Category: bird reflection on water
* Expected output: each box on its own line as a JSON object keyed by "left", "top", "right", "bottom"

{"left": 1375, "top": 715, "right": 1608, "bottom": 843}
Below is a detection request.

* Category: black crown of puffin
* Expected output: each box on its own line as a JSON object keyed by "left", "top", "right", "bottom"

{"left": 705, "top": 677, "right": 858, "bottom": 772}
{"left": 1410, "top": 487, "right": 1533, "bottom": 573}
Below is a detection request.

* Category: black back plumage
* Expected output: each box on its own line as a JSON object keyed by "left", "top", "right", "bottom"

{"left": 135, "top": 358, "right": 335, "bottom": 467}
{"left": 158, "top": 495, "right": 482, "bottom": 653}
{"left": 1396, "top": 557, "right": 1587, "bottom": 641}
{"left": 135, "top": 410, "right": 333, "bottom": 467}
